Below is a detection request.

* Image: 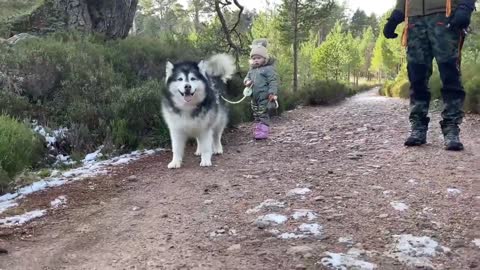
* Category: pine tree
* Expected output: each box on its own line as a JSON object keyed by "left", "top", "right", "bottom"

{"left": 370, "top": 14, "right": 404, "bottom": 81}
{"left": 277, "top": 0, "right": 334, "bottom": 91}
{"left": 358, "top": 27, "right": 376, "bottom": 80}
{"left": 349, "top": 9, "right": 369, "bottom": 38}
{"left": 312, "top": 22, "right": 347, "bottom": 81}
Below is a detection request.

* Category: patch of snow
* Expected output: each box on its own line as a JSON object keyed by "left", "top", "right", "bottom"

{"left": 111, "top": 157, "right": 136, "bottom": 166}
{"left": 299, "top": 223, "right": 323, "bottom": 237}
{"left": 287, "top": 188, "right": 312, "bottom": 197}
{"left": 338, "top": 236, "right": 354, "bottom": 245}
{"left": 390, "top": 201, "right": 409, "bottom": 211}
{"left": 0, "top": 148, "right": 162, "bottom": 216}
{"left": 473, "top": 239, "right": 480, "bottom": 248}
{"left": 56, "top": 154, "right": 76, "bottom": 166}
{"left": 144, "top": 149, "right": 155, "bottom": 155}
{"left": 292, "top": 209, "right": 317, "bottom": 221}
{"left": 18, "top": 178, "right": 67, "bottom": 197}
{"left": 246, "top": 199, "right": 285, "bottom": 214}
{"left": 32, "top": 122, "right": 72, "bottom": 165}
{"left": 256, "top": 213, "right": 288, "bottom": 225}
{"left": 50, "top": 170, "right": 61, "bottom": 177}
{"left": 385, "top": 234, "right": 450, "bottom": 269}
{"left": 0, "top": 200, "right": 18, "bottom": 213}
{"left": 83, "top": 146, "right": 104, "bottom": 164}
{"left": 0, "top": 209, "right": 47, "bottom": 227}
{"left": 321, "top": 249, "right": 377, "bottom": 270}
{"left": 278, "top": 232, "right": 307, "bottom": 240}
{"left": 276, "top": 223, "right": 324, "bottom": 240}
{"left": 56, "top": 154, "right": 69, "bottom": 162}
{"left": 0, "top": 192, "right": 18, "bottom": 202}
{"left": 50, "top": 196, "right": 67, "bottom": 209}
{"left": 347, "top": 248, "right": 367, "bottom": 257}
{"left": 447, "top": 188, "right": 462, "bottom": 196}
{"left": 0, "top": 178, "right": 68, "bottom": 213}
{"left": 408, "top": 179, "right": 418, "bottom": 185}
{"left": 33, "top": 123, "right": 68, "bottom": 148}
{"left": 268, "top": 229, "right": 280, "bottom": 235}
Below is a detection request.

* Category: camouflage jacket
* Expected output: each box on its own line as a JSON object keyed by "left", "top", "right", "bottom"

{"left": 395, "top": 0, "right": 476, "bottom": 17}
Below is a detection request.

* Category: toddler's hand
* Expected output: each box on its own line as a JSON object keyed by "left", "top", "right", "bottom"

{"left": 245, "top": 80, "right": 253, "bottom": 87}
{"left": 268, "top": 94, "right": 278, "bottom": 102}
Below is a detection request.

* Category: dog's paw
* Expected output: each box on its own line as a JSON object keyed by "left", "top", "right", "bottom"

{"left": 168, "top": 160, "right": 182, "bottom": 169}
{"left": 194, "top": 150, "right": 201, "bottom": 156}
{"left": 200, "top": 159, "right": 212, "bottom": 167}
{"left": 213, "top": 144, "right": 223, "bottom": 155}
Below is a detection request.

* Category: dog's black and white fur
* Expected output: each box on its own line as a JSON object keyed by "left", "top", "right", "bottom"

{"left": 162, "top": 54, "right": 235, "bottom": 169}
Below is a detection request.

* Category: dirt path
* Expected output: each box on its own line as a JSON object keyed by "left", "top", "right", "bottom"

{"left": 1, "top": 89, "right": 479, "bottom": 270}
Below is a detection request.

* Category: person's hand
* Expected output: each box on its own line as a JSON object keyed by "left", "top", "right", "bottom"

{"left": 448, "top": 3, "right": 475, "bottom": 31}
{"left": 383, "top": 9, "right": 405, "bottom": 39}
{"left": 245, "top": 80, "right": 253, "bottom": 87}
{"left": 268, "top": 94, "right": 277, "bottom": 102}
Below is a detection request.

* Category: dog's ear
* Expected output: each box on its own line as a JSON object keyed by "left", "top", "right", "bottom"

{"left": 165, "top": 61, "right": 174, "bottom": 82}
{"left": 197, "top": 60, "right": 208, "bottom": 78}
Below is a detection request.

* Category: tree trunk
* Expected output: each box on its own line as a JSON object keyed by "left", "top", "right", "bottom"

{"left": 347, "top": 65, "right": 350, "bottom": 83}
{"left": 4, "top": 0, "right": 138, "bottom": 39}
{"left": 130, "top": 12, "right": 138, "bottom": 36}
{"left": 293, "top": 0, "right": 299, "bottom": 92}
{"left": 192, "top": 0, "right": 202, "bottom": 33}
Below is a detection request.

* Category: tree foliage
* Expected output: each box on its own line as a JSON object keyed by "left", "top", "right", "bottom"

{"left": 276, "top": 0, "right": 335, "bottom": 91}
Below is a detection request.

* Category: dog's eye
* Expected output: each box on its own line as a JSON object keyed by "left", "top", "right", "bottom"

{"left": 177, "top": 77, "right": 183, "bottom": 81}
{"left": 190, "top": 77, "right": 197, "bottom": 81}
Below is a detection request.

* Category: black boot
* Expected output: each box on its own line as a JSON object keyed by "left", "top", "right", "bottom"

{"left": 405, "top": 129, "right": 427, "bottom": 146}
{"left": 441, "top": 121, "right": 464, "bottom": 151}
{"left": 405, "top": 117, "right": 429, "bottom": 146}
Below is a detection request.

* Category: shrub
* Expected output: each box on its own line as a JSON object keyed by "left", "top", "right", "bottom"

{"left": 111, "top": 80, "right": 167, "bottom": 149}
{"left": 464, "top": 76, "right": 480, "bottom": 113}
{"left": 0, "top": 91, "right": 34, "bottom": 119}
{"left": 0, "top": 34, "right": 193, "bottom": 154}
{"left": 296, "top": 80, "right": 351, "bottom": 106}
{"left": 0, "top": 0, "right": 39, "bottom": 21}
{"left": 353, "top": 83, "right": 380, "bottom": 94}
{"left": 380, "top": 62, "right": 480, "bottom": 113}
{"left": 228, "top": 100, "right": 254, "bottom": 127}
{"left": 0, "top": 114, "right": 43, "bottom": 189}
{"left": 278, "top": 87, "right": 300, "bottom": 112}
{"left": 106, "top": 36, "right": 200, "bottom": 87}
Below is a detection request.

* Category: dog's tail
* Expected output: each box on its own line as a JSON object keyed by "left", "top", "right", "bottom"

{"left": 205, "top": 53, "right": 236, "bottom": 82}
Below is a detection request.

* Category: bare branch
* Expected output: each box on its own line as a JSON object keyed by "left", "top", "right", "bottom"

{"left": 230, "top": 0, "right": 244, "bottom": 34}
{"left": 214, "top": 0, "right": 243, "bottom": 69}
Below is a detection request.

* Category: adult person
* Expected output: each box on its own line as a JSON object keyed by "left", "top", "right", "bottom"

{"left": 383, "top": 0, "right": 476, "bottom": 151}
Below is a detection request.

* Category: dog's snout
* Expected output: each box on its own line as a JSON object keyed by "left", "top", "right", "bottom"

{"left": 184, "top": 84, "right": 192, "bottom": 93}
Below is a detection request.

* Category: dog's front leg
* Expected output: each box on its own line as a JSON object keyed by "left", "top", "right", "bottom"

{"left": 213, "top": 127, "right": 224, "bottom": 155}
{"left": 168, "top": 131, "right": 186, "bottom": 169}
{"left": 194, "top": 138, "right": 201, "bottom": 156}
{"left": 198, "top": 131, "right": 213, "bottom": 167}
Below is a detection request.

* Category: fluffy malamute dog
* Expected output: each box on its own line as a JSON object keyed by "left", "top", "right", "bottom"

{"left": 162, "top": 54, "right": 236, "bottom": 169}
